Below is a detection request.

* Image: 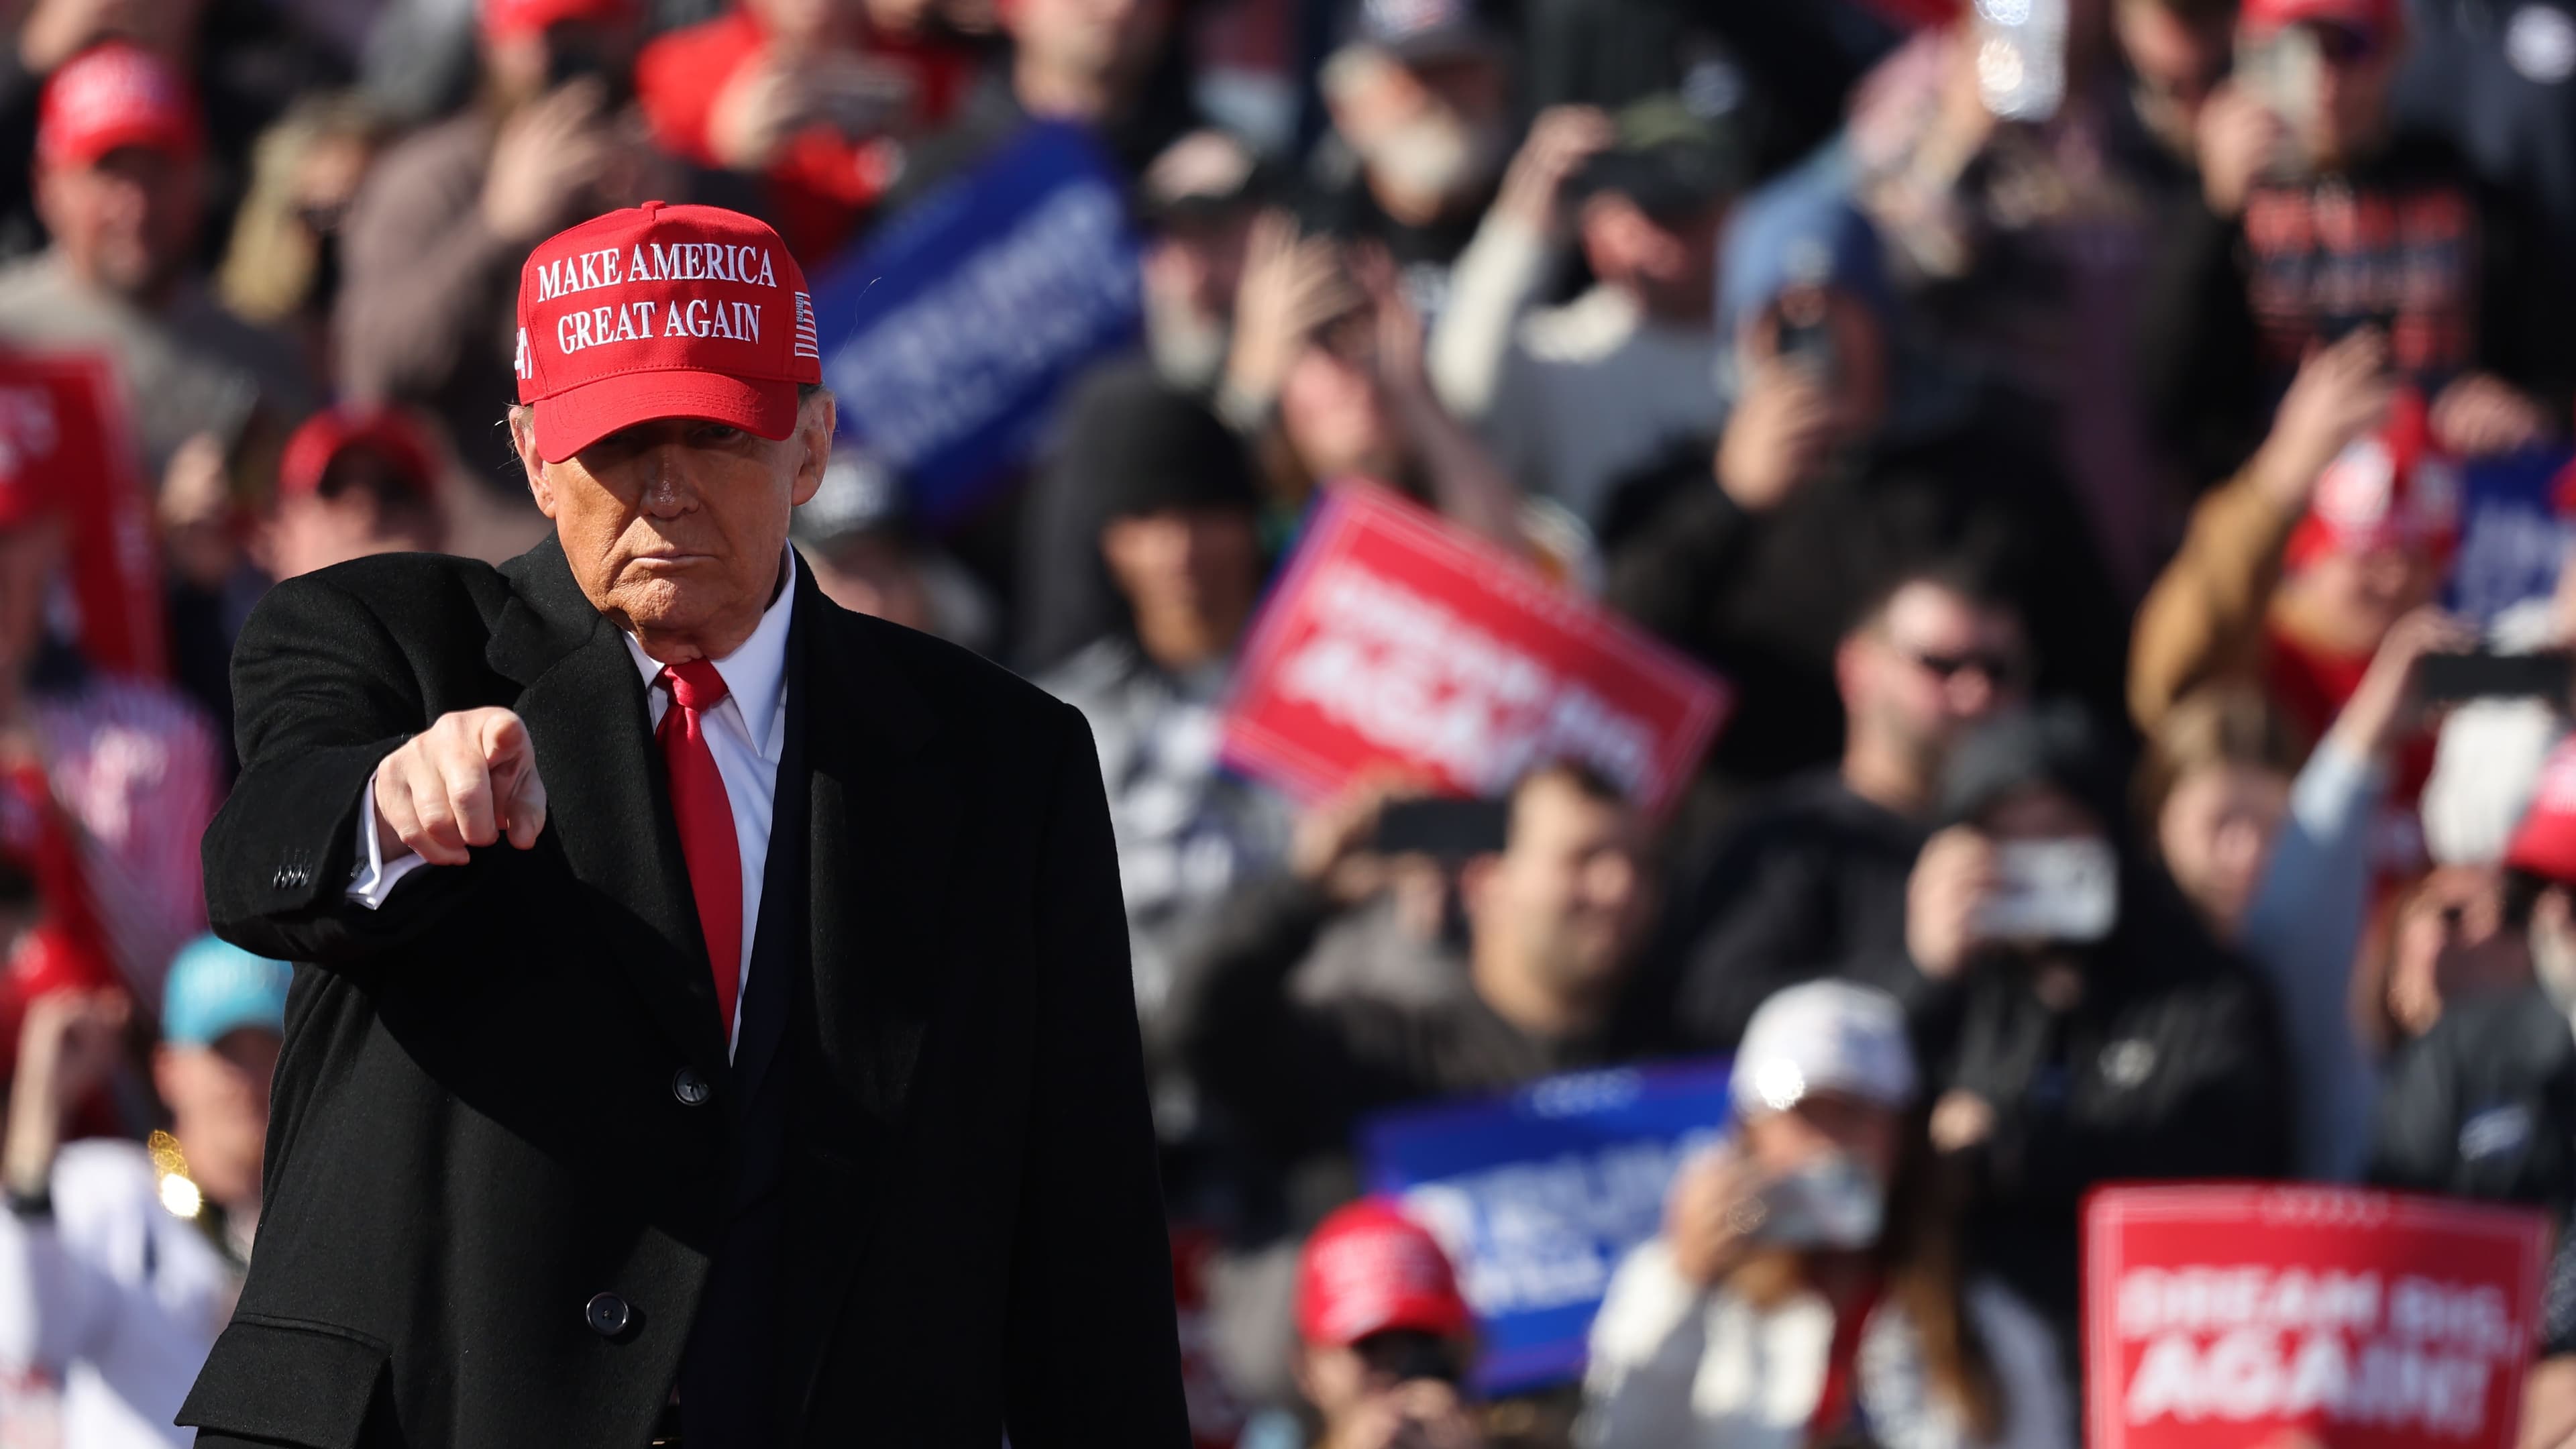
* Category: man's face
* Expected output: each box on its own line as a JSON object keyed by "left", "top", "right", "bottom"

{"left": 1295, "top": 1330, "right": 1474, "bottom": 1438}
{"left": 2119, "top": 0, "right": 2235, "bottom": 141}
{"left": 1467, "top": 773, "right": 1652, "bottom": 998}
{"left": 152, "top": 1027, "right": 279, "bottom": 1209}
{"left": 1006, "top": 0, "right": 1173, "bottom": 85}
{"left": 1841, "top": 583, "right": 2028, "bottom": 779}
{"left": 513, "top": 396, "right": 833, "bottom": 651}
{"left": 2292, "top": 543, "right": 2440, "bottom": 653}
{"left": 1580, "top": 195, "right": 1726, "bottom": 323}
{"left": 1280, "top": 319, "right": 1399, "bottom": 482}
{"left": 37, "top": 146, "right": 201, "bottom": 300}
{"left": 1099, "top": 504, "right": 1260, "bottom": 639}
{"left": 2306, "top": 20, "right": 2402, "bottom": 165}
{"left": 1326, "top": 47, "right": 1509, "bottom": 207}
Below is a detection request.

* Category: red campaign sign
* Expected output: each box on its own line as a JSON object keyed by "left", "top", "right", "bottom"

{"left": 0, "top": 352, "right": 167, "bottom": 680}
{"left": 1219, "top": 483, "right": 1729, "bottom": 817}
{"left": 2086, "top": 1185, "right": 2551, "bottom": 1449}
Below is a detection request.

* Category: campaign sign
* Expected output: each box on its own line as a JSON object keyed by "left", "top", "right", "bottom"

{"left": 1219, "top": 484, "right": 1729, "bottom": 817}
{"left": 0, "top": 352, "right": 164, "bottom": 679}
{"left": 806, "top": 121, "right": 1142, "bottom": 529}
{"left": 1359, "top": 1060, "right": 1733, "bottom": 1393}
{"left": 2447, "top": 445, "right": 2576, "bottom": 626}
{"left": 2085, "top": 1185, "right": 2549, "bottom": 1449}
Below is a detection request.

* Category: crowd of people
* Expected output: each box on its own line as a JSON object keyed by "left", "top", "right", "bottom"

{"left": 7, "top": 0, "right": 2576, "bottom": 1443}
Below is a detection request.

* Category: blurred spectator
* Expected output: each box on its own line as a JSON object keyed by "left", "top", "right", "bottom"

{"left": 0, "top": 42, "right": 316, "bottom": 488}
{"left": 1834, "top": 5, "right": 2180, "bottom": 598}
{"left": 1429, "top": 95, "right": 1742, "bottom": 530}
{"left": 1299, "top": 0, "right": 1511, "bottom": 315}
{"left": 0, "top": 0, "right": 351, "bottom": 270}
{"left": 2116, "top": 0, "right": 2243, "bottom": 172}
{"left": 214, "top": 92, "right": 390, "bottom": 384}
{"left": 792, "top": 443, "right": 996, "bottom": 649}
{"left": 634, "top": 0, "right": 972, "bottom": 261}
{"left": 0, "top": 937, "right": 288, "bottom": 1448}
{"left": 334, "top": 0, "right": 658, "bottom": 485}
{"left": 2396, "top": 0, "right": 2576, "bottom": 248}
{"left": 1173, "top": 762, "right": 1654, "bottom": 1165}
{"left": 1290, "top": 1199, "right": 1487, "bottom": 1449}
{"left": 1247, "top": 246, "right": 1532, "bottom": 559}
{"left": 0, "top": 454, "right": 221, "bottom": 1003}
{"left": 2371, "top": 738, "right": 2576, "bottom": 1212}
{"left": 2143, "top": 0, "right": 2576, "bottom": 481}
{"left": 258, "top": 404, "right": 445, "bottom": 580}
{"left": 1584, "top": 981, "right": 2071, "bottom": 1449}
{"left": 2129, "top": 337, "right": 2455, "bottom": 870}
{"left": 1911, "top": 704, "right": 2292, "bottom": 1356}
{"left": 1606, "top": 190, "right": 2127, "bottom": 798}
{"left": 1517, "top": 0, "right": 1893, "bottom": 180}
{"left": 1035, "top": 369, "right": 1290, "bottom": 1066}
{"left": 1134, "top": 128, "right": 1305, "bottom": 409}
{"left": 888, "top": 0, "right": 1195, "bottom": 205}
{"left": 1646, "top": 564, "right": 2029, "bottom": 1057}
{"left": 2139, "top": 612, "right": 2466, "bottom": 1179}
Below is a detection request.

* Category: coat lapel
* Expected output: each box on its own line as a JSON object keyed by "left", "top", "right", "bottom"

{"left": 488, "top": 537, "right": 731, "bottom": 1083}
{"left": 773, "top": 554, "right": 965, "bottom": 1431}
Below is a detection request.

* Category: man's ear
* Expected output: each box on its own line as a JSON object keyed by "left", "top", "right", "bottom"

{"left": 790, "top": 391, "right": 837, "bottom": 508}
{"left": 1456, "top": 850, "right": 1503, "bottom": 920}
{"left": 507, "top": 407, "right": 557, "bottom": 519}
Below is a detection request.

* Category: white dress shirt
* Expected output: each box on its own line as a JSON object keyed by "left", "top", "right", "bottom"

{"left": 348, "top": 553, "right": 798, "bottom": 1055}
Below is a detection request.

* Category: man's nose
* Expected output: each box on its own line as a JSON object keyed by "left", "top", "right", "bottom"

{"left": 637, "top": 451, "right": 701, "bottom": 515}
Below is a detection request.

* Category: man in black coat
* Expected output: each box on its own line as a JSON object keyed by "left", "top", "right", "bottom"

{"left": 180, "top": 202, "right": 1187, "bottom": 1448}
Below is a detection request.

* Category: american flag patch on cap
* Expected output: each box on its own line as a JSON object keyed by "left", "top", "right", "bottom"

{"left": 794, "top": 291, "right": 820, "bottom": 360}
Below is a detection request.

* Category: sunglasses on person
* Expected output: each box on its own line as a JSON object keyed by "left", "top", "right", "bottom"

{"left": 2306, "top": 21, "right": 2380, "bottom": 66}
{"left": 1352, "top": 1329, "right": 1469, "bottom": 1387}
{"left": 1902, "top": 647, "right": 2023, "bottom": 688}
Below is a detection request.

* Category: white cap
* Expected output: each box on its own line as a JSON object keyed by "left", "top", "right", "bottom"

{"left": 1730, "top": 981, "right": 1918, "bottom": 1118}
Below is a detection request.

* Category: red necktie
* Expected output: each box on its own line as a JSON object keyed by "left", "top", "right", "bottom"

{"left": 657, "top": 660, "right": 741, "bottom": 1040}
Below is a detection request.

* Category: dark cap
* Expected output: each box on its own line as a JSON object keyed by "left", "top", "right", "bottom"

{"left": 1137, "top": 129, "right": 1274, "bottom": 229}
{"left": 792, "top": 447, "right": 910, "bottom": 549}
{"left": 1347, "top": 0, "right": 1497, "bottom": 64}
{"left": 1058, "top": 365, "right": 1258, "bottom": 523}
{"left": 1938, "top": 702, "right": 2129, "bottom": 837}
{"left": 1574, "top": 94, "right": 1750, "bottom": 219}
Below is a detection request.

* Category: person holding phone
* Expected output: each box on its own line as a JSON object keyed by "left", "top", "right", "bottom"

{"left": 1903, "top": 703, "right": 2292, "bottom": 1364}
{"left": 1290, "top": 1200, "right": 1487, "bottom": 1449}
{"left": 1582, "top": 980, "right": 2071, "bottom": 1449}
{"left": 2142, "top": 0, "right": 2576, "bottom": 482}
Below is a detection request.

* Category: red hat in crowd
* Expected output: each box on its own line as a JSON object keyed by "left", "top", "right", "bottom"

{"left": 2507, "top": 738, "right": 2576, "bottom": 885}
{"left": 279, "top": 408, "right": 441, "bottom": 502}
{"left": 2241, "top": 0, "right": 2405, "bottom": 42}
{"left": 37, "top": 42, "right": 203, "bottom": 169}
{"left": 1295, "top": 1200, "right": 1474, "bottom": 1348}
{"left": 2285, "top": 387, "right": 2459, "bottom": 569}
{"left": 514, "top": 201, "right": 823, "bottom": 464}
{"left": 480, "top": 0, "right": 637, "bottom": 40}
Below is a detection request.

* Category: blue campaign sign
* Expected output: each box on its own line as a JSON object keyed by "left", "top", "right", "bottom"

{"left": 2448, "top": 445, "right": 2576, "bottom": 625}
{"left": 1358, "top": 1059, "right": 1733, "bottom": 1393}
{"left": 804, "top": 121, "right": 1143, "bottom": 529}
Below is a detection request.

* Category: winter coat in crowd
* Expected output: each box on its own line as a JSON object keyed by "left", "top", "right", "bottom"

{"left": 1940, "top": 873, "right": 2294, "bottom": 1356}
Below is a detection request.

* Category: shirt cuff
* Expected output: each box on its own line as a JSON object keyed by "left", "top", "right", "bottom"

{"left": 347, "top": 767, "right": 429, "bottom": 910}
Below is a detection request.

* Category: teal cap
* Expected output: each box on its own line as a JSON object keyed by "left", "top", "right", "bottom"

{"left": 162, "top": 936, "right": 290, "bottom": 1047}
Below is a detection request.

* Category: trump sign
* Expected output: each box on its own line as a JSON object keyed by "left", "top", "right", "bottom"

{"left": 1219, "top": 484, "right": 1727, "bottom": 816}
{"left": 2085, "top": 1185, "right": 2550, "bottom": 1449}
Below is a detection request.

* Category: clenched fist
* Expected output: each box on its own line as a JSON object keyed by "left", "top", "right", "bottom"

{"left": 374, "top": 708, "right": 549, "bottom": 866}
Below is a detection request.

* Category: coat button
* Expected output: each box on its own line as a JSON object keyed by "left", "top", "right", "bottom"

{"left": 672, "top": 1068, "right": 710, "bottom": 1107}
{"left": 585, "top": 1292, "right": 631, "bottom": 1337}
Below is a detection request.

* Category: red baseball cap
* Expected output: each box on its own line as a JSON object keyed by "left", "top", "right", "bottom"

{"left": 2508, "top": 739, "right": 2576, "bottom": 884}
{"left": 2286, "top": 386, "right": 2458, "bottom": 568}
{"left": 279, "top": 408, "right": 440, "bottom": 502}
{"left": 514, "top": 201, "right": 823, "bottom": 464}
{"left": 1295, "top": 1200, "right": 1474, "bottom": 1348}
{"left": 37, "top": 42, "right": 203, "bottom": 169}
{"left": 481, "top": 0, "right": 637, "bottom": 40}
{"left": 2242, "top": 0, "right": 2404, "bottom": 42}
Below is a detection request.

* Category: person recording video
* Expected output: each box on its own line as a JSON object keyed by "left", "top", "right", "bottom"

{"left": 1903, "top": 703, "right": 2293, "bottom": 1364}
